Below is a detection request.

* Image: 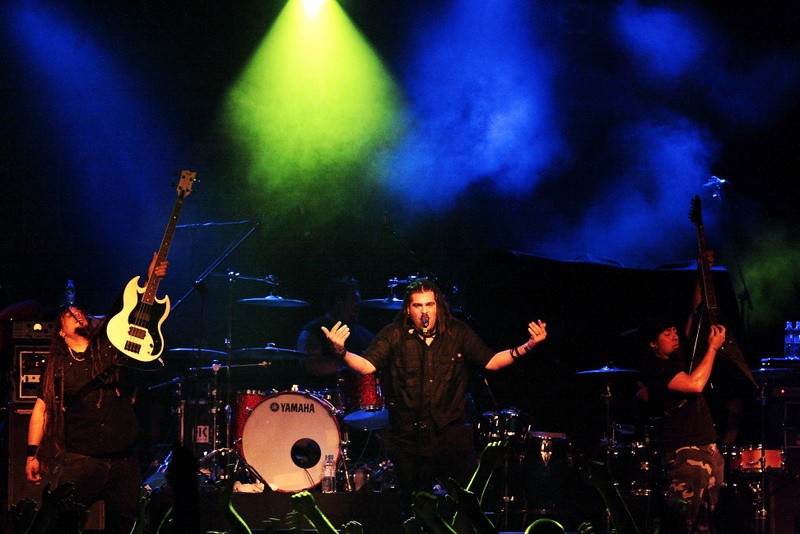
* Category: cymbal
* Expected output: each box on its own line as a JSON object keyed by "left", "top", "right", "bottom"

{"left": 238, "top": 295, "right": 308, "bottom": 307}
{"left": 750, "top": 367, "right": 796, "bottom": 380}
{"left": 576, "top": 365, "right": 638, "bottom": 375}
{"left": 167, "top": 347, "right": 227, "bottom": 360}
{"left": 360, "top": 297, "right": 404, "bottom": 310}
{"left": 611, "top": 423, "right": 635, "bottom": 435}
{"left": 234, "top": 346, "right": 304, "bottom": 361}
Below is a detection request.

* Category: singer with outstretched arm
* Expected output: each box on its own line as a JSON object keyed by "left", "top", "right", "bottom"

{"left": 322, "top": 279, "right": 546, "bottom": 507}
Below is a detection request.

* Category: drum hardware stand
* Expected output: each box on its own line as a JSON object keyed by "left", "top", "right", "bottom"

{"left": 194, "top": 269, "right": 276, "bottom": 478}
{"left": 190, "top": 361, "right": 272, "bottom": 482}
{"left": 600, "top": 378, "right": 618, "bottom": 534}
{"left": 751, "top": 379, "right": 770, "bottom": 533}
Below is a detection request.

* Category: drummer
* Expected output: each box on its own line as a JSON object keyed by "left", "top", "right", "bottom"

{"left": 296, "top": 276, "right": 374, "bottom": 392}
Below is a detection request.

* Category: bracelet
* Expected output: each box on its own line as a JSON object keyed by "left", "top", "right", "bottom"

{"left": 337, "top": 347, "right": 347, "bottom": 360}
{"left": 510, "top": 347, "right": 520, "bottom": 360}
{"left": 26, "top": 444, "right": 39, "bottom": 458}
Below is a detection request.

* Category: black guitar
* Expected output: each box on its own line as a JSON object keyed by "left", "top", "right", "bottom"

{"left": 107, "top": 171, "right": 195, "bottom": 361}
{"left": 688, "top": 195, "right": 757, "bottom": 388}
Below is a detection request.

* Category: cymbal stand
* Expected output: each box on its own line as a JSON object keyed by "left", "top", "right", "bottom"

{"left": 169, "top": 220, "right": 261, "bottom": 465}
{"left": 752, "top": 380, "right": 769, "bottom": 533}
{"left": 199, "top": 271, "right": 241, "bottom": 481}
{"left": 601, "top": 378, "right": 616, "bottom": 534}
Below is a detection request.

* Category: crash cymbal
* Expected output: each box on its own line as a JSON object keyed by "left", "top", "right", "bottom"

{"left": 360, "top": 297, "right": 404, "bottom": 310}
{"left": 576, "top": 365, "right": 638, "bottom": 375}
{"left": 238, "top": 295, "right": 309, "bottom": 307}
{"left": 234, "top": 345, "right": 304, "bottom": 361}
{"left": 167, "top": 347, "right": 227, "bottom": 360}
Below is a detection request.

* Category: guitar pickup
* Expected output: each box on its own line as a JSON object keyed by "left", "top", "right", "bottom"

{"left": 124, "top": 340, "right": 142, "bottom": 354}
{"left": 128, "top": 326, "right": 147, "bottom": 340}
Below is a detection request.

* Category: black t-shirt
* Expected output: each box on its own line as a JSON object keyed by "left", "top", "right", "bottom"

{"left": 39, "top": 341, "right": 140, "bottom": 457}
{"left": 645, "top": 350, "right": 717, "bottom": 450}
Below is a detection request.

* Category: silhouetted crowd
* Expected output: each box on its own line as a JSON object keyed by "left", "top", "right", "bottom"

{"left": 8, "top": 439, "right": 701, "bottom": 534}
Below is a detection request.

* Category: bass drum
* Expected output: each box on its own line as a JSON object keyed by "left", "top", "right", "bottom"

{"left": 242, "top": 391, "right": 341, "bottom": 492}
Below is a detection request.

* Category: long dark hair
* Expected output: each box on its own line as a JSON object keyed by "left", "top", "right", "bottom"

{"left": 394, "top": 279, "right": 452, "bottom": 333}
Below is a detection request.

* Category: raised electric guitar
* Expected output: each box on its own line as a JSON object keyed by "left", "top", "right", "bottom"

{"left": 107, "top": 171, "right": 195, "bottom": 361}
{"left": 688, "top": 195, "right": 756, "bottom": 388}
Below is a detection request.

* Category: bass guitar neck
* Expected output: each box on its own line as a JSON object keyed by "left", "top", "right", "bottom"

{"left": 107, "top": 171, "right": 195, "bottom": 361}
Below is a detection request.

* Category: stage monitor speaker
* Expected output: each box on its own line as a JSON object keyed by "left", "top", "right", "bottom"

{"left": 6, "top": 403, "right": 104, "bottom": 530}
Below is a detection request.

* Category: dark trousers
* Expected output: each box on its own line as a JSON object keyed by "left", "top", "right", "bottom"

{"left": 55, "top": 451, "right": 140, "bottom": 534}
{"left": 388, "top": 423, "right": 478, "bottom": 495}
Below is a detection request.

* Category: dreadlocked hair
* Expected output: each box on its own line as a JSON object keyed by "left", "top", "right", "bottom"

{"left": 38, "top": 308, "right": 117, "bottom": 471}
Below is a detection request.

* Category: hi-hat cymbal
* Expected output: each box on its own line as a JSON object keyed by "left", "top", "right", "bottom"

{"left": 361, "top": 297, "right": 404, "bottom": 310}
{"left": 167, "top": 347, "right": 227, "bottom": 360}
{"left": 238, "top": 295, "right": 309, "bottom": 307}
{"left": 576, "top": 365, "right": 638, "bottom": 375}
{"left": 234, "top": 346, "right": 304, "bottom": 361}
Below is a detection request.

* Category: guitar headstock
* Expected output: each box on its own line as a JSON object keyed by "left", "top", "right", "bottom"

{"left": 176, "top": 170, "right": 197, "bottom": 199}
{"left": 688, "top": 194, "right": 703, "bottom": 227}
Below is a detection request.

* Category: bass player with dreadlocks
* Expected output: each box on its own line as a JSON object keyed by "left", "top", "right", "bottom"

{"left": 25, "top": 254, "right": 168, "bottom": 534}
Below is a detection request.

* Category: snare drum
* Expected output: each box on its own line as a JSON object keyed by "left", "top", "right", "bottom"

{"left": 737, "top": 445, "right": 784, "bottom": 473}
{"left": 242, "top": 390, "right": 341, "bottom": 492}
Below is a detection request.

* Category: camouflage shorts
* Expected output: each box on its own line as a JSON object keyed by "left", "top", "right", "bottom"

{"left": 664, "top": 443, "right": 724, "bottom": 532}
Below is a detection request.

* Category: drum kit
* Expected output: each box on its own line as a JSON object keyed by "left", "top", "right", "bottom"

{"left": 146, "top": 273, "right": 403, "bottom": 494}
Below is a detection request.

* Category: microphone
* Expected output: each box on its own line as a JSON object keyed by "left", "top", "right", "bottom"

{"left": 65, "top": 279, "right": 76, "bottom": 307}
{"left": 421, "top": 313, "right": 429, "bottom": 335}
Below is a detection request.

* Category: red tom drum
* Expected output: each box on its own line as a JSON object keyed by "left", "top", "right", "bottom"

{"left": 341, "top": 372, "right": 388, "bottom": 430}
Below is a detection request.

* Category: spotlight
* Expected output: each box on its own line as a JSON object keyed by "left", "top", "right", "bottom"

{"left": 301, "top": 0, "right": 329, "bottom": 17}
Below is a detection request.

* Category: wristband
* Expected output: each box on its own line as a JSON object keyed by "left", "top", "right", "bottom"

{"left": 26, "top": 444, "right": 39, "bottom": 458}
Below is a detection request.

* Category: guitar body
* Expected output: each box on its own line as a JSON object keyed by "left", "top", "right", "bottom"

{"left": 107, "top": 276, "right": 170, "bottom": 362}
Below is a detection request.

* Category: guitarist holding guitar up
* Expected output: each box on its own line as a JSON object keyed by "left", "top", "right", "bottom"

{"left": 642, "top": 255, "right": 727, "bottom": 533}
{"left": 641, "top": 196, "right": 757, "bottom": 533}
{"left": 25, "top": 255, "right": 169, "bottom": 534}
{"left": 24, "top": 173, "right": 191, "bottom": 533}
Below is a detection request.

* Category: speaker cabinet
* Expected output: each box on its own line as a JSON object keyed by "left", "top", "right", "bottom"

{"left": 6, "top": 403, "right": 104, "bottom": 530}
